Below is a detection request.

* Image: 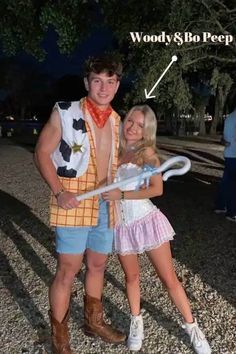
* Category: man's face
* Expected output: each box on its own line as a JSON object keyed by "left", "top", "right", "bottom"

{"left": 84, "top": 72, "right": 120, "bottom": 109}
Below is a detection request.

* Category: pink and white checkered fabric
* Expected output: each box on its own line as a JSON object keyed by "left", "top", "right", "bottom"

{"left": 114, "top": 208, "right": 175, "bottom": 255}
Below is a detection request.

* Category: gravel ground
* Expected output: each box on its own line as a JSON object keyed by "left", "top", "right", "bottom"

{"left": 0, "top": 137, "right": 235, "bottom": 354}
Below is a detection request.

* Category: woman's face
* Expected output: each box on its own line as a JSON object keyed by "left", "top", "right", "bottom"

{"left": 123, "top": 110, "right": 144, "bottom": 145}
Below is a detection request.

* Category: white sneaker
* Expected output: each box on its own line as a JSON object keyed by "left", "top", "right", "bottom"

{"left": 127, "top": 314, "right": 144, "bottom": 351}
{"left": 182, "top": 319, "right": 211, "bottom": 354}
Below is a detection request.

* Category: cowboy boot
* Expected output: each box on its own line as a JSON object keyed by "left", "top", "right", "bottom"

{"left": 49, "top": 309, "right": 72, "bottom": 354}
{"left": 83, "top": 294, "right": 126, "bottom": 343}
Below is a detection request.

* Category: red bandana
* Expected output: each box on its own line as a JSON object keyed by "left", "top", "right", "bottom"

{"left": 86, "top": 97, "right": 112, "bottom": 128}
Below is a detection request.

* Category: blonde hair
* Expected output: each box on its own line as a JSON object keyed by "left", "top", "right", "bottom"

{"left": 119, "top": 105, "right": 158, "bottom": 164}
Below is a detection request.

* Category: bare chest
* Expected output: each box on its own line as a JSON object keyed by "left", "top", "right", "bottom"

{"left": 93, "top": 121, "right": 112, "bottom": 183}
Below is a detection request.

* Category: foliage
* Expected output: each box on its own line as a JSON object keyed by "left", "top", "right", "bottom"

{"left": 210, "top": 67, "right": 233, "bottom": 133}
{"left": 101, "top": 0, "right": 236, "bottom": 133}
{"left": 0, "top": 0, "right": 45, "bottom": 59}
{"left": 0, "top": 0, "right": 235, "bottom": 134}
{"left": 0, "top": 0, "right": 96, "bottom": 60}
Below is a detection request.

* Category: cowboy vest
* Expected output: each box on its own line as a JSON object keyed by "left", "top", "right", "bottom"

{"left": 50, "top": 97, "right": 120, "bottom": 227}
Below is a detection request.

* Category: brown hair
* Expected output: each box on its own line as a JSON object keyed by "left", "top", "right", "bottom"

{"left": 84, "top": 55, "right": 123, "bottom": 80}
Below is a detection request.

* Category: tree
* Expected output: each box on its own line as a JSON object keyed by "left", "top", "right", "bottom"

{"left": 0, "top": 0, "right": 235, "bottom": 134}
{"left": 101, "top": 0, "right": 236, "bottom": 133}
{"left": 0, "top": 59, "right": 52, "bottom": 118}
{"left": 0, "top": 0, "right": 97, "bottom": 60}
{"left": 210, "top": 68, "right": 233, "bottom": 133}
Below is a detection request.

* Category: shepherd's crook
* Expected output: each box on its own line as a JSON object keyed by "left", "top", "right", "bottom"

{"left": 75, "top": 156, "right": 191, "bottom": 202}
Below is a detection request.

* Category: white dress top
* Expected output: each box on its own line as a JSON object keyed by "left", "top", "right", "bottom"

{"left": 115, "top": 163, "right": 157, "bottom": 225}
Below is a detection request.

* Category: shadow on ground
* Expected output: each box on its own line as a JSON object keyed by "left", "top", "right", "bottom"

{"left": 0, "top": 191, "right": 127, "bottom": 343}
{"left": 153, "top": 173, "right": 236, "bottom": 308}
{"left": 0, "top": 165, "right": 235, "bottom": 349}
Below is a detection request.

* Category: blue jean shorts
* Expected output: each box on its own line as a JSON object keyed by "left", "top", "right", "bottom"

{"left": 55, "top": 199, "right": 113, "bottom": 255}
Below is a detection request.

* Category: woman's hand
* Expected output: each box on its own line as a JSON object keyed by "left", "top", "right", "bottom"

{"left": 102, "top": 188, "right": 122, "bottom": 201}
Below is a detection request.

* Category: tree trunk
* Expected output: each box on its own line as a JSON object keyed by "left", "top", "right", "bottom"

{"left": 193, "top": 104, "right": 206, "bottom": 135}
{"left": 165, "top": 110, "right": 173, "bottom": 134}
{"left": 210, "top": 88, "right": 224, "bottom": 135}
{"left": 172, "top": 110, "right": 179, "bottom": 135}
{"left": 198, "top": 104, "right": 206, "bottom": 135}
{"left": 210, "top": 72, "right": 233, "bottom": 135}
{"left": 210, "top": 93, "right": 219, "bottom": 135}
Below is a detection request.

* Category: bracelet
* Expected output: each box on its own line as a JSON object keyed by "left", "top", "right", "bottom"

{"left": 121, "top": 191, "right": 125, "bottom": 200}
{"left": 54, "top": 189, "right": 65, "bottom": 199}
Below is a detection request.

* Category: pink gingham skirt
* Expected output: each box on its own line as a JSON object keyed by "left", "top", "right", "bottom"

{"left": 114, "top": 209, "right": 175, "bottom": 255}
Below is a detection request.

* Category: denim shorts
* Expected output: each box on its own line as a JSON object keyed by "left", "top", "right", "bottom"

{"left": 55, "top": 199, "right": 113, "bottom": 255}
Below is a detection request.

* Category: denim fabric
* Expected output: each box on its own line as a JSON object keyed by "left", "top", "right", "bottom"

{"left": 215, "top": 158, "right": 236, "bottom": 217}
{"left": 55, "top": 199, "right": 113, "bottom": 254}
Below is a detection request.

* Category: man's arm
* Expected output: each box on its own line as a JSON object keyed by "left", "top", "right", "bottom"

{"left": 35, "top": 109, "right": 79, "bottom": 209}
{"left": 35, "top": 109, "right": 63, "bottom": 194}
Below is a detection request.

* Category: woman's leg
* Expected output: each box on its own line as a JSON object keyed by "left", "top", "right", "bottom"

{"left": 119, "top": 253, "right": 144, "bottom": 351}
{"left": 147, "top": 242, "right": 193, "bottom": 323}
{"left": 118, "top": 254, "right": 141, "bottom": 316}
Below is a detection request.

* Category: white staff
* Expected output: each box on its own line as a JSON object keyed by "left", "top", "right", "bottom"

{"left": 76, "top": 155, "right": 191, "bottom": 202}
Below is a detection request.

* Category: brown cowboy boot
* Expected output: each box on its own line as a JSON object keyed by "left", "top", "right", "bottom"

{"left": 49, "top": 309, "right": 72, "bottom": 354}
{"left": 83, "top": 294, "right": 126, "bottom": 343}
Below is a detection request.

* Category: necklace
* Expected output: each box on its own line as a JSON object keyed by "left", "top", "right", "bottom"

{"left": 125, "top": 145, "right": 137, "bottom": 153}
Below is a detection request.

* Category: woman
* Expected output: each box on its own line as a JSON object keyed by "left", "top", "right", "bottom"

{"left": 102, "top": 105, "right": 211, "bottom": 354}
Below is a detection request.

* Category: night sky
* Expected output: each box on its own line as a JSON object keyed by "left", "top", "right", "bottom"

{"left": 0, "top": 26, "right": 127, "bottom": 120}
{"left": 12, "top": 26, "right": 116, "bottom": 78}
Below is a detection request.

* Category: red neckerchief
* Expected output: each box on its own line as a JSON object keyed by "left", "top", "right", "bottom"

{"left": 86, "top": 97, "right": 112, "bottom": 128}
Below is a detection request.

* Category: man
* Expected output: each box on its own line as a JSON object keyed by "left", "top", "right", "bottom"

{"left": 35, "top": 56, "right": 125, "bottom": 353}
{"left": 214, "top": 107, "right": 236, "bottom": 222}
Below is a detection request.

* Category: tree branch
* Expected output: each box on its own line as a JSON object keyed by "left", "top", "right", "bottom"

{"left": 184, "top": 55, "right": 236, "bottom": 66}
{"left": 200, "top": 0, "right": 227, "bottom": 33}
{"left": 213, "top": 0, "right": 236, "bottom": 14}
{"left": 177, "top": 43, "right": 219, "bottom": 52}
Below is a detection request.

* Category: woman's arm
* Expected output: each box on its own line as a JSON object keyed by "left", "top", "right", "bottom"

{"left": 102, "top": 147, "right": 163, "bottom": 201}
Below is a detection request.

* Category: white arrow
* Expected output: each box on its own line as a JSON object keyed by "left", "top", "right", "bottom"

{"left": 144, "top": 55, "right": 178, "bottom": 100}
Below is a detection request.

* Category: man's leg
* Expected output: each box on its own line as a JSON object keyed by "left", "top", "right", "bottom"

{"left": 84, "top": 249, "right": 108, "bottom": 299}
{"left": 84, "top": 199, "right": 112, "bottom": 299}
{"left": 225, "top": 158, "right": 236, "bottom": 219}
{"left": 83, "top": 199, "right": 126, "bottom": 343}
{"left": 49, "top": 253, "right": 84, "bottom": 322}
{"left": 215, "top": 163, "right": 228, "bottom": 211}
{"left": 83, "top": 249, "right": 125, "bottom": 343}
{"left": 49, "top": 253, "right": 83, "bottom": 354}
{"left": 49, "top": 226, "right": 88, "bottom": 353}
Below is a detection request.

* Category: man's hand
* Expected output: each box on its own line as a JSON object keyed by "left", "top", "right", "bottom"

{"left": 57, "top": 191, "right": 80, "bottom": 209}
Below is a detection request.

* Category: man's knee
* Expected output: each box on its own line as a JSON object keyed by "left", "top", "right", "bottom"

{"left": 86, "top": 254, "right": 108, "bottom": 274}
{"left": 54, "top": 258, "right": 81, "bottom": 286}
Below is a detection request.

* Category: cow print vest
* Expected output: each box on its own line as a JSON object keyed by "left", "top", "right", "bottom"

{"left": 52, "top": 99, "right": 93, "bottom": 178}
